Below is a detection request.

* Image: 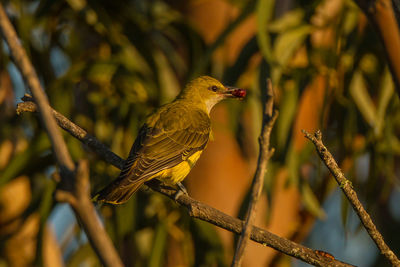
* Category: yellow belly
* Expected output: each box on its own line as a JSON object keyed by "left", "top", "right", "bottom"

{"left": 153, "top": 150, "right": 203, "bottom": 185}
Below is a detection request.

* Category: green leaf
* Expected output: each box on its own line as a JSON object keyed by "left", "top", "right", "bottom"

{"left": 148, "top": 223, "right": 167, "bottom": 267}
{"left": 66, "top": 0, "right": 87, "bottom": 11}
{"left": 375, "top": 68, "right": 394, "bottom": 137}
{"left": 342, "top": 1, "right": 360, "bottom": 35}
{"left": 0, "top": 133, "right": 51, "bottom": 187}
{"left": 35, "top": 177, "right": 56, "bottom": 266}
{"left": 87, "top": 62, "right": 117, "bottom": 86}
{"left": 273, "top": 25, "right": 311, "bottom": 67}
{"left": 256, "top": 0, "right": 275, "bottom": 62}
{"left": 153, "top": 49, "right": 180, "bottom": 103}
{"left": 135, "top": 227, "right": 155, "bottom": 259}
{"left": 349, "top": 70, "right": 377, "bottom": 127}
{"left": 340, "top": 192, "right": 349, "bottom": 230}
{"left": 267, "top": 9, "right": 304, "bottom": 33}
{"left": 276, "top": 81, "right": 299, "bottom": 150}
{"left": 286, "top": 148, "right": 298, "bottom": 186}
{"left": 67, "top": 243, "right": 100, "bottom": 267}
{"left": 272, "top": 25, "right": 311, "bottom": 83}
{"left": 115, "top": 197, "right": 137, "bottom": 238}
{"left": 301, "top": 183, "right": 326, "bottom": 219}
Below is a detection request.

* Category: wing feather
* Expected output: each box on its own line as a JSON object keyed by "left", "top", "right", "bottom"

{"left": 95, "top": 104, "right": 210, "bottom": 203}
{"left": 115, "top": 105, "right": 209, "bottom": 187}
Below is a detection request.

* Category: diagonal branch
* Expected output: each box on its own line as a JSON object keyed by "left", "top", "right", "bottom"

{"left": 303, "top": 130, "right": 400, "bottom": 266}
{"left": 17, "top": 100, "right": 356, "bottom": 267}
{"left": 231, "top": 79, "right": 277, "bottom": 267}
{"left": 0, "top": 3, "right": 74, "bottom": 175}
{"left": 0, "top": 5, "right": 123, "bottom": 267}
{"left": 18, "top": 96, "right": 124, "bottom": 170}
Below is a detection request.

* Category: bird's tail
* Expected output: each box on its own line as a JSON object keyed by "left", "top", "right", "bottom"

{"left": 93, "top": 179, "right": 145, "bottom": 205}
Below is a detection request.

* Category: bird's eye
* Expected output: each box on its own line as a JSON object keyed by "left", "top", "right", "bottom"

{"left": 209, "top": 85, "right": 218, "bottom": 92}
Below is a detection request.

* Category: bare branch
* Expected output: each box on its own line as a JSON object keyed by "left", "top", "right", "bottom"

{"left": 18, "top": 96, "right": 124, "bottom": 170}
{"left": 231, "top": 79, "right": 277, "bottom": 267}
{"left": 68, "top": 160, "right": 124, "bottom": 267}
{"left": 0, "top": 4, "right": 74, "bottom": 175}
{"left": 0, "top": 5, "right": 123, "bottom": 267}
{"left": 18, "top": 100, "right": 356, "bottom": 267}
{"left": 303, "top": 130, "right": 400, "bottom": 266}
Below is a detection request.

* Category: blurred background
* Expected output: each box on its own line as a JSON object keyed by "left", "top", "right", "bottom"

{"left": 1, "top": 0, "right": 400, "bottom": 266}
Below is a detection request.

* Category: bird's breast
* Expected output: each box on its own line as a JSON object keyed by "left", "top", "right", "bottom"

{"left": 156, "top": 150, "right": 203, "bottom": 185}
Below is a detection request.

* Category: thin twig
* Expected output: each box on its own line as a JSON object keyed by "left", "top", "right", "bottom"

{"left": 18, "top": 100, "right": 356, "bottom": 267}
{"left": 303, "top": 130, "right": 400, "bottom": 266}
{"left": 18, "top": 96, "right": 124, "bottom": 169}
{"left": 231, "top": 79, "right": 276, "bottom": 267}
{"left": 0, "top": 5, "right": 123, "bottom": 267}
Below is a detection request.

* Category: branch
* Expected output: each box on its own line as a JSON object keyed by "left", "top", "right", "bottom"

{"left": 55, "top": 160, "right": 124, "bottom": 267}
{"left": 0, "top": 5, "right": 123, "bottom": 267}
{"left": 18, "top": 96, "right": 124, "bottom": 170}
{"left": 303, "top": 130, "right": 400, "bottom": 266}
{"left": 231, "top": 79, "right": 277, "bottom": 266}
{"left": 18, "top": 101, "right": 356, "bottom": 267}
{"left": 0, "top": 4, "right": 74, "bottom": 175}
{"left": 355, "top": 0, "right": 400, "bottom": 96}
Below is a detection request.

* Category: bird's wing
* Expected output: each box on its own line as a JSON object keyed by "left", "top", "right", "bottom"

{"left": 95, "top": 105, "right": 210, "bottom": 203}
{"left": 117, "top": 105, "right": 210, "bottom": 186}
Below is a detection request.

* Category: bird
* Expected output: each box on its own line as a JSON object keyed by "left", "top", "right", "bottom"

{"left": 94, "top": 76, "right": 246, "bottom": 204}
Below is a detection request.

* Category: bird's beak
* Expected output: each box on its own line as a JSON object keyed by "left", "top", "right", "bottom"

{"left": 223, "top": 86, "right": 247, "bottom": 99}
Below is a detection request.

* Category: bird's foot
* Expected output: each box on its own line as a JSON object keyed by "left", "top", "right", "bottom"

{"left": 174, "top": 182, "right": 188, "bottom": 201}
{"left": 177, "top": 182, "right": 188, "bottom": 195}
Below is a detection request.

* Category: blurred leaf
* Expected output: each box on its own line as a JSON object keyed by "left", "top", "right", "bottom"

{"left": 349, "top": 70, "right": 377, "bottom": 127}
{"left": 268, "top": 9, "right": 304, "bottom": 33}
{"left": 115, "top": 197, "right": 136, "bottom": 238}
{"left": 66, "top": 0, "right": 87, "bottom": 11}
{"left": 116, "top": 44, "right": 152, "bottom": 75}
{"left": 190, "top": 220, "right": 225, "bottom": 266}
{"left": 375, "top": 68, "right": 394, "bottom": 137}
{"left": 263, "top": 161, "right": 278, "bottom": 223}
{"left": 135, "top": 227, "right": 154, "bottom": 258}
{"left": 286, "top": 145, "right": 299, "bottom": 185}
{"left": 190, "top": 0, "right": 256, "bottom": 78}
{"left": 0, "top": 133, "right": 50, "bottom": 187}
{"left": 256, "top": 0, "right": 275, "bottom": 62}
{"left": 236, "top": 185, "right": 252, "bottom": 222}
{"left": 340, "top": 191, "right": 350, "bottom": 230}
{"left": 67, "top": 136, "right": 85, "bottom": 160}
{"left": 376, "top": 133, "right": 400, "bottom": 154}
{"left": 359, "top": 54, "right": 377, "bottom": 74}
{"left": 276, "top": 81, "right": 299, "bottom": 150}
{"left": 35, "top": 177, "right": 56, "bottom": 266}
{"left": 301, "top": 183, "right": 326, "bottom": 219}
{"left": 87, "top": 62, "right": 117, "bottom": 87}
{"left": 223, "top": 37, "right": 258, "bottom": 85}
{"left": 67, "top": 243, "right": 100, "bottom": 267}
{"left": 272, "top": 25, "right": 311, "bottom": 83}
{"left": 342, "top": 2, "right": 360, "bottom": 35}
{"left": 153, "top": 49, "right": 180, "bottom": 102}
{"left": 148, "top": 222, "right": 167, "bottom": 267}
{"left": 0, "top": 140, "right": 13, "bottom": 170}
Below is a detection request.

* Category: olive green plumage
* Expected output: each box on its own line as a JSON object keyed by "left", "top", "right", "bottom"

{"left": 95, "top": 76, "right": 245, "bottom": 204}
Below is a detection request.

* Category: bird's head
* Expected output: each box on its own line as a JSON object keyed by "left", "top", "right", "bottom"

{"left": 179, "top": 76, "right": 246, "bottom": 113}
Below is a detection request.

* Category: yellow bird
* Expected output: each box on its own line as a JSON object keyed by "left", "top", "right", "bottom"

{"left": 95, "top": 76, "right": 246, "bottom": 204}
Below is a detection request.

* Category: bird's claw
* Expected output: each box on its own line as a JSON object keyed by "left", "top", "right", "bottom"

{"left": 177, "top": 182, "right": 188, "bottom": 195}
{"left": 174, "top": 182, "right": 188, "bottom": 201}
